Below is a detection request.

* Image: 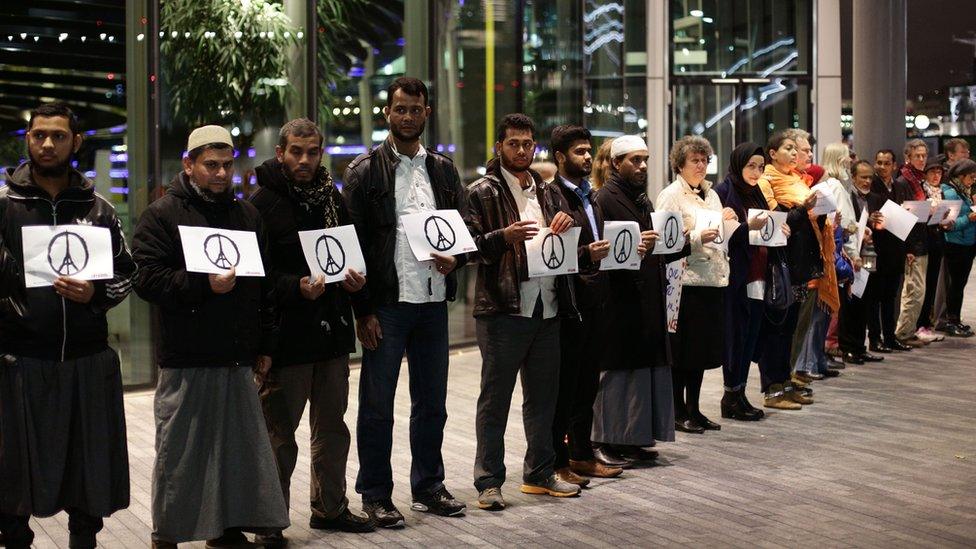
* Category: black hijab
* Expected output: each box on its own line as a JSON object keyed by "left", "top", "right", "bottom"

{"left": 724, "top": 142, "right": 767, "bottom": 210}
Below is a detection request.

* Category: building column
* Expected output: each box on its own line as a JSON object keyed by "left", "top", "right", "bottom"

{"left": 645, "top": 0, "right": 669, "bottom": 197}
{"left": 814, "top": 0, "right": 842, "bottom": 150}
{"left": 852, "top": 0, "right": 907, "bottom": 158}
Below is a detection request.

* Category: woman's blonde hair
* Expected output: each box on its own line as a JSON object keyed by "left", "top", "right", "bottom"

{"left": 821, "top": 142, "right": 851, "bottom": 181}
{"left": 591, "top": 138, "right": 615, "bottom": 189}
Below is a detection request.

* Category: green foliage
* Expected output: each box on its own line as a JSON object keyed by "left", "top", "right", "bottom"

{"left": 160, "top": 0, "right": 299, "bottom": 131}
{"left": 0, "top": 134, "right": 25, "bottom": 168}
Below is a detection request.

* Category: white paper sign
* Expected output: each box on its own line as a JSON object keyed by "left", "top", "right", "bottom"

{"left": 695, "top": 208, "right": 724, "bottom": 250}
{"left": 526, "top": 227, "right": 581, "bottom": 278}
{"left": 748, "top": 209, "right": 789, "bottom": 247}
{"left": 851, "top": 268, "right": 870, "bottom": 299}
{"left": 809, "top": 184, "right": 839, "bottom": 216}
{"left": 298, "top": 225, "right": 367, "bottom": 284}
{"left": 878, "top": 200, "right": 918, "bottom": 241}
{"left": 600, "top": 221, "right": 641, "bottom": 271}
{"left": 651, "top": 211, "right": 685, "bottom": 254}
{"left": 722, "top": 219, "right": 742, "bottom": 252}
{"left": 928, "top": 200, "right": 963, "bottom": 226}
{"left": 178, "top": 225, "right": 265, "bottom": 276}
{"left": 855, "top": 207, "right": 869, "bottom": 254}
{"left": 400, "top": 209, "right": 477, "bottom": 261}
{"left": 665, "top": 260, "right": 685, "bottom": 334}
{"left": 902, "top": 200, "right": 932, "bottom": 223}
{"left": 22, "top": 225, "right": 114, "bottom": 288}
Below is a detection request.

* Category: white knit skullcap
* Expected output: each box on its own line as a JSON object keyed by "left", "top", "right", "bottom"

{"left": 610, "top": 135, "right": 648, "bottom": 158}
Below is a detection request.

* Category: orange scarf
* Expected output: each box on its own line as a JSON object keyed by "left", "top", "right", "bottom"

{"left": 758, "top": 164, "right": 812, "bottom": 210}
{"left": 810, "top": 218, "right": 840, "bottom": 314}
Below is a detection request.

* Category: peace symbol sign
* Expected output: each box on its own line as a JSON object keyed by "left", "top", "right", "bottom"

{"left": 48, "top": 230, "right": 89, "bottom": 276}
{"left": 204, "top": 234, "right": 241, "bottom": 270}
{"left": 424, "top": 215, "right": 456, "bottom": 251}
{"left": 760, "top": 216, "right": 776, "bottom": 242}
{"left": 541, "top": 232, "right": 566, "bottom": 269}
{"left": 315, "top": 235, "right": 346, "bottom": 276}
{"left": 613, "top": 229, "right": 634, "bottom": 263}
{"left": 664, "top": 216, "right": 680, "bottom": 248}
{"left": 713, "top": 223, "right": 724, "bottom": 245}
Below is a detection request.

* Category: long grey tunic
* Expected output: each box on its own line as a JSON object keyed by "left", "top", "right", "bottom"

{"left": 591, "top": 367, "right": 676, "bottom": 446}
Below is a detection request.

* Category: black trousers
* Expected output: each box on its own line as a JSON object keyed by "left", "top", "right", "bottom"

{"left": 0, "top": 509, "right": 103, "bottom": 548}
{"left": 917, "top": 244, "right": 944, "bottom": 329}
{"left": 865, "top": 261, "right": 902, "bottom": 346}
{"left": 944, "top": 242, "right": 976, "bottom": 322}
{"left": 758, "top": 300, "right": 799, "bottom": 393}
{"left": 552, "top": 305, "right": 606, "bottom": 467}
{"left": 839, "top": 285, "right": 868, "bottom": 355}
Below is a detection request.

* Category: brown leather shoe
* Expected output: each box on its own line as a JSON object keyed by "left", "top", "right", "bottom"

{"left": 763, "top": 384, "right": 801, "bottom": 410}
{"left": 785, "top": 384, "right": 814, "bottom": 405}
{"left": 569, "top": 459, "right": 623, "bottom": 478}
{"left": 556, "top": 467, "right": 591, "bottom": 487}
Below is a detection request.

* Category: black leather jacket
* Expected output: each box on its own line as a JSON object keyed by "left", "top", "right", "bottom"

{"left": 342, "top": 138, "right": 468, "bottom": 316}
{"left": 464, "top": 158, "right": 579, "bottom": 319}
{"left": 0, "top": 163, "right": 135, "bottom": 360}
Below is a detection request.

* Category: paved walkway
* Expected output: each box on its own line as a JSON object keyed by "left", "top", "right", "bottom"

{"left": 27, "top": 295, "right": 976, "bottom": 548}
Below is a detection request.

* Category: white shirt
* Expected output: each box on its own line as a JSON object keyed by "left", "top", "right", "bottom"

{"left": 500, "top": 166, "right": 557, "bottom": 319}
{"left": 393, "top": 143, "right": 446, "bottom": 303}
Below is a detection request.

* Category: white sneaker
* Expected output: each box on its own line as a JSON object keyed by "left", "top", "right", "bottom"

{"left": 916, "top": 328, "right": 942, "bottom": 342}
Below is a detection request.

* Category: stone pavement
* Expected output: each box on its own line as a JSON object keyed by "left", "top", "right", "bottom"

{"left": 27, "top": 301, "right": 976, "bottom": 548}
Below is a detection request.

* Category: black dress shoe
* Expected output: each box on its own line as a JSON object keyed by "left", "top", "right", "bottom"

{"left": 691, "top": 413, "right": 721, "bottom": 430}
{"left": 616, "top": 445, "right": 659, "bottom": 462}
{"left": 675, "top": 419, "right": 705, "bottom": 433}
{"left": 859, "top": 352, "right": 884, "bottom": 362}
{"left": 593, "top": 445, "right": 633, "bottom": 469}
{"left": 721, "top": 391, "right": 762, "bottom": 421}
{"left": 888, "top": 340, "right": 913, "bottom": 351}
{"left": 869, "top": 343, "right": 893, "bottom": 353}
{"left": 311, "top": 508, "right": 377, "bottom": 533}
{"left": 362, "top": 499, "right": 405, "bottom": 529}
{"left": 945, "top": 324, "right": 975, "bottom": 338}
{"left": 827, "top": 355, "right": 846, "bottom": 369}
{"left": 843, "top": 352, "right": 864, "bottom": 365}
{"left": 822, "top": 368, "right": 841, "bottom": 378}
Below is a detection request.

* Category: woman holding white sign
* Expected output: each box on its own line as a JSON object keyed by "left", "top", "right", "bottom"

{"left": 940, "top": 159, "right": 976, "bottom": 337}
{"left": 656, "top": 136, "right": 733, "bottom": 433}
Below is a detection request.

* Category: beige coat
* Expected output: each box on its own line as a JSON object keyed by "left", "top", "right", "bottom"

{"left": 655, "top": 175, "right": 730, "bottom": 287}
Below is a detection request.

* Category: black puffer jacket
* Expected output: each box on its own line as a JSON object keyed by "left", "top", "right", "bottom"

{"left": 131, "top": 173, "right": 277, "bottom": 368}
{"left": 250, "top": 159, "right": 362, "bottom": 367}
{"left": 0, "top": 163, "right": 135, "bottom": 360}
{"left": 342, "top": 138, "right": 468, "bottom": 315}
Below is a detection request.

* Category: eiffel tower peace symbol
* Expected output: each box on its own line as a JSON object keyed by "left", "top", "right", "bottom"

{"left": 613, "top": 229, "right": 634, "bottom": 263}
{"left": 713, "top": 222, "right": 724, "bottom": 244}
{"left": 315, "top": 234, "right": 346, "bottom": 276}
{"left": 47, "top": 230, "right": 89, "bottom": 276}
{"left": 760, "top": 216, "right": 776, "bottom": 242}
{"left": 664, "top": 216, "right": 680, "bottom": 248}
{"left": 541, "top": 232, "right": 566, "bottom": 269}
{"left": 424, "top": 215, "right": 456, "bottom": 252}
{"left": 203, "top": 234, "right": 241, "bottom": 270}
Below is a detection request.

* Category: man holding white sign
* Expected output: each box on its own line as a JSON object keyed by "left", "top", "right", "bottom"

{"left": 132, "top": 125, "right": 288, "bottom": 547}
{"left": 342, "top": 78, "right": 469, "bottom": 525}
{"left": 250, "top": 118, "right": 374, "bottom": 540}
{"left": 465, "top": 114, "right": 580, "bottom": 509}
{"left": 0, "top": 102, "right": 135, "bottom": 549}
{"left": 546, "top": 125, "right": 626, "bottom": 480}
{"left": 591, "top": 135, "right": 688, "bottom": 468}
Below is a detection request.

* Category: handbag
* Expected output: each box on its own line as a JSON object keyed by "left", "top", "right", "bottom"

{"left": 764, "top": 248, "right": 796, "bottom": 310}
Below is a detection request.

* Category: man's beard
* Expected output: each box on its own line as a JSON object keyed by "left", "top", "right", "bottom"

{"left": 565, "top": 160, "right": 591, "bottom": 179}
{"left": 624, "top": 172, "right": 646, "bottom": 188}
{"left": 29, "top": 149, "right": 71, "bottom": 178}
{"left": 283, "top": 162, "right": 315, "bottom": 186}
{"left": 390, "top": 121, "right": 425, "bottom": 143}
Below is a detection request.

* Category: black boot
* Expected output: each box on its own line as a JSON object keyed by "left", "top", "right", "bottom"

{"left": 721, "top": 389, "right": 761, "bottom": 421}
{"left": 738, "top": 390, "right": 765, "bottom": 419}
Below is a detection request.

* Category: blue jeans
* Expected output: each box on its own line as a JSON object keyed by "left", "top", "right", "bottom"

{"left": 793, "top": 303, "right": 830, "bottom": 375}
{"left": 355, "top": 302, "right": 449, "bottom": 502}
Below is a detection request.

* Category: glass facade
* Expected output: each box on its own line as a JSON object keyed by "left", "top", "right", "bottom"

{"left": 670, "top": 0, "right": 812, "bottom": 176}
{"left": 1, "top": 0, "right": 817, "bottom": 386}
